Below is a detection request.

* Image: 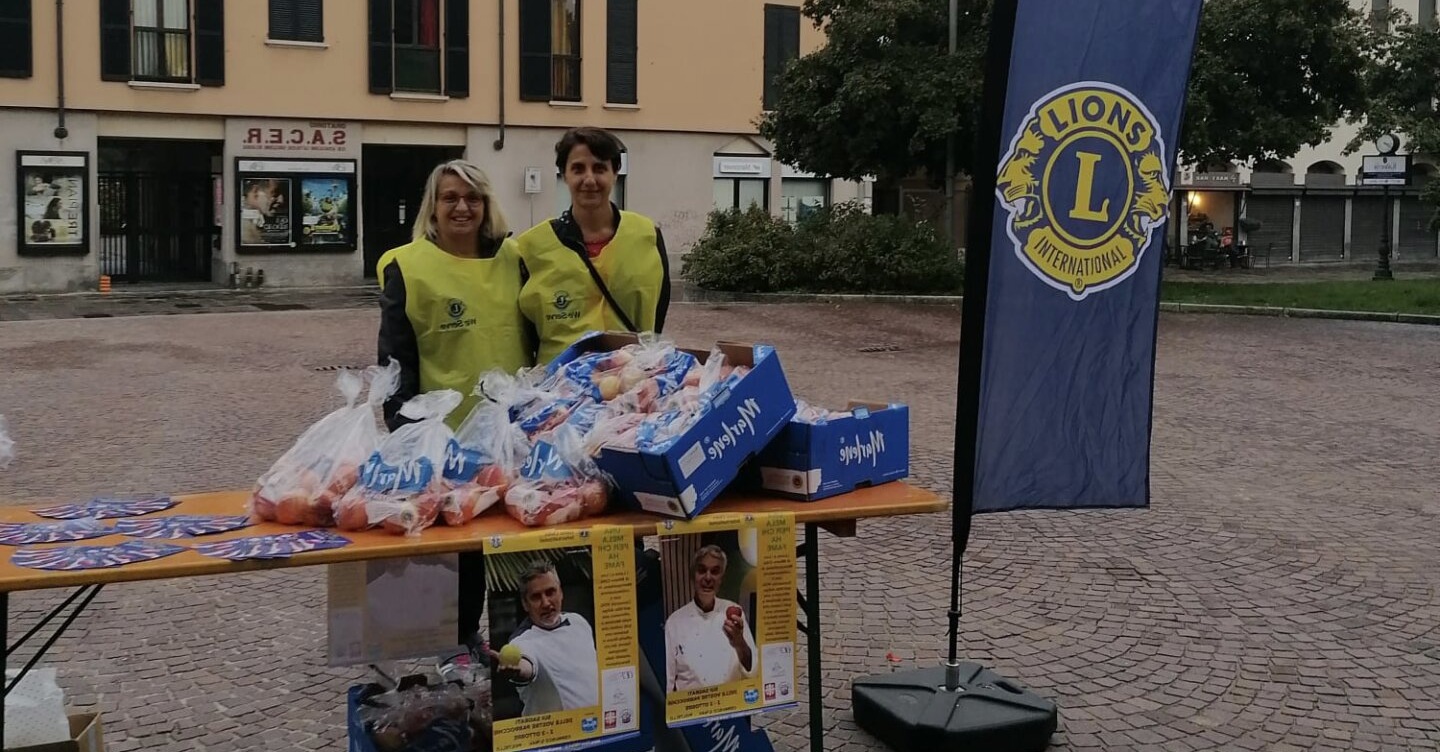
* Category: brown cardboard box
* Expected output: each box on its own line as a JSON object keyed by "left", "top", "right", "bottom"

{"left": 5, "top": 712, "right": 104, "bottom": 752}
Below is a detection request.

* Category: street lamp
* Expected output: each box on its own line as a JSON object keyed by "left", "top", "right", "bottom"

{"left": 1365, "top": 133, "right": 1405, "bottom": 281}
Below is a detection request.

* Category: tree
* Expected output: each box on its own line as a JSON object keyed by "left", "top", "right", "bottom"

{"left": 756, "top": 0, "right": 989, "bottom": 184}
{"left": 1180, "top": 0, "right": 1373, "bottom": 167}
{"left": 758, "top": 0, "right": 1375, "bottom": 184}
{"left": 1346, "top": 19, "right": 1440, "bottom": 228}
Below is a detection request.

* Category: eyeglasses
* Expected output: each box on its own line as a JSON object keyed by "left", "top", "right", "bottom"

{"left": 440, "top": 194, "right": 484, "bottom": 206}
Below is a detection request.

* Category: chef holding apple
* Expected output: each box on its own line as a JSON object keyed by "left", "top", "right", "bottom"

{"left": 664, "top": 544, "right": 757, "bottom": 692}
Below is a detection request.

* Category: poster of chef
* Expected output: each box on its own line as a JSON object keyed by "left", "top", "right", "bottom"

{"left": 239, "top": 176, "right": 291, "bottom": 247}
{"left": 658, "top": 512, "right": 797, "bottom": 726}
{"left": 484, "top": 526, "right": 640, "bottom": 752}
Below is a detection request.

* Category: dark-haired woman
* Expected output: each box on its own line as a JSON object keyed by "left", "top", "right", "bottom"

{"left": 516, "top": 127, "right": 672, "bottom": 364}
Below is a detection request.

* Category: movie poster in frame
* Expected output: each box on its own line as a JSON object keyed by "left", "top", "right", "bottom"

{"left": 17, "top": 151, "right": 90, "bottom": 257}
{"left": 235, "top": 158, "right": 357, "bottom": 253}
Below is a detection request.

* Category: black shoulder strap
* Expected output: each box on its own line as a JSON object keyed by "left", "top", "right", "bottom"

{"left": 550, "top": 217, "right": 639, "bottom": 333}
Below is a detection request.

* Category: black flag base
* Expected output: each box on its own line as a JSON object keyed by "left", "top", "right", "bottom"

{"left": 851, "top": 663, "right": 1058, "bottom": 752}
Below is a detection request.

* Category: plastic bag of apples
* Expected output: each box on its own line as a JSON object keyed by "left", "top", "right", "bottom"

{"left": 248, "top": 359, "right": 400, "bottom": 527}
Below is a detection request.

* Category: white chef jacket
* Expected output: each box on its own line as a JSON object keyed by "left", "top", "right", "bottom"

{"left": 664, "top": 598, "right": 757, "bottom": 692}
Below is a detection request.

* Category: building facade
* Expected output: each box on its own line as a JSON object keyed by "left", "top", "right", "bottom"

{"left": 1171, "top": 0, "right": 1439, "bottom": 265}
{"left": 0, "top": 0, "right": 869, "bottom": 293}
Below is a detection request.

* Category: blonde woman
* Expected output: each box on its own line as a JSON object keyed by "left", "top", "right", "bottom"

{"left": 376, "top": 159, "right": 536, "bottom": 432}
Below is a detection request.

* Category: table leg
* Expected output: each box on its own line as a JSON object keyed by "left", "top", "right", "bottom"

{"left": 1, "top": 591, "right": 6, "bottom": 748}
{"left": 804, "top": 523, "right": 822, "bottom": 752}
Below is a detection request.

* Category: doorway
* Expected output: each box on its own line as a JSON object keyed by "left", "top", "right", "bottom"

{"left": 362, "top": 144, "right": 465, "bottom": 278}
{"left": 98, "top": 139, "right": 222, "bottom": 283}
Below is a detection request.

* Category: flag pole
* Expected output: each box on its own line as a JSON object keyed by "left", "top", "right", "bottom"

{"left": 945, "top": 0, "right": 1017, "bottom": 690}
{"left": 851, "top": 1, "right": 1055, "bottom": 748}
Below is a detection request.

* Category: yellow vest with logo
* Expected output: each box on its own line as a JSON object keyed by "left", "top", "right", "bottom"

{"left": 517, "top": 211, "right": 665, "bottom": 364}
{"left": 377, "top": 237, "right": 533, "bottom": 429}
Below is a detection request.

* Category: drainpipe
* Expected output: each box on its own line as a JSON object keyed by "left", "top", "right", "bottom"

{"left": 53, "top": 0, "right": 67, "bottom": 140}
{"left": 492, "top": 0, "right": 506, "bottom": 150}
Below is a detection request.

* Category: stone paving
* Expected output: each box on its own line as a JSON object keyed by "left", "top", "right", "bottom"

{"left": 1, "top": 301, "right": 1439, "bottom": 751}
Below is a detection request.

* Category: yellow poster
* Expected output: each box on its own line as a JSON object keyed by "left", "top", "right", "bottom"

{"left": 483, "top": 526, "right": 640, "bottom": 752}
{"left": 658, "top": 512, "right": 798, "bottom": 727}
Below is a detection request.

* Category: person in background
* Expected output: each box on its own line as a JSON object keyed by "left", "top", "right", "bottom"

{"left": 374, "top": 158, "right": 536, "bottom": 649}
{"left": 516, "top": 127, "right": 671, "bottom": 364}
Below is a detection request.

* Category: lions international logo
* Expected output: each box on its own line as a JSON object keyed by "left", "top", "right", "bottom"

{"left": 552, "top": 290, "right": 572, "bottom": 311}
{"left": 446, "top": 299, "right": 466, "bottom": 320}
{"left": 996, "top": 82, "right": 1171, "bottom": 301}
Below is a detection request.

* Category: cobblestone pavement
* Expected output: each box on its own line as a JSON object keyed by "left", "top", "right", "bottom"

{"left": 1, "top": 303, "right": 1439, "bottom": 751}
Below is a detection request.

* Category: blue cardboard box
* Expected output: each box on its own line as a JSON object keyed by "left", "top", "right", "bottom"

{"left": 754, "top": 401, "right": 910, "bottom": 501}
{"left": 550, "top": 332, "right": 796, "bottom": 519}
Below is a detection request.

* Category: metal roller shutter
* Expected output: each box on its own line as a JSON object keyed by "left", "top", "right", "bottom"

{"left": 1396, "top": 197, "right": 1438, "bottom": 258}
{"left": 1350, "top": 195, "right": 1388, "bottom": 261}
{"left": 1297, "top": 196, "right": 1346, "bottom": 262}
{"left": 1245, "top": 195, "right": 1295, "bottom": 262}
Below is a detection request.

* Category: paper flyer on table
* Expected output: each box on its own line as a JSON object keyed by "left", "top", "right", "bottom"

{"left": 325, "top": 554, "right": 461, "bottom": 666}
{"left": 657, "top": 512, "right": 798, "bottom": 727}
{"left": 483, "top": 526, "right": 639, "bottom": 752}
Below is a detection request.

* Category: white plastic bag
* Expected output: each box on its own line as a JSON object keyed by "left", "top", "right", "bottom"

{"left": 3, "top": 668, "right": 70, "bottom": 747}
{"left": 440, "top": 393, "right": 531, "bottom": 526}
{"left": 0, "top": 414, "right": 13, "bottom": 471}
{"left": 335, "top": 389, "right": 464, "bottom": 536}
{"left": 504, "top": 423, "right": 609, "bottom": 527}
{"left": 249, "top": 360, "right": 400, "bottom": 526}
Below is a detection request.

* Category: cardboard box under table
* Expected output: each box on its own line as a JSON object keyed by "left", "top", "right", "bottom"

{"left": 755, "top": 402, "right": 910, "bottom": 501}
{"left": 549, "top": 332, "right": 797, "bottom": 519}
{"left": 6, "top": 713, "right": 103, "bottom": 752}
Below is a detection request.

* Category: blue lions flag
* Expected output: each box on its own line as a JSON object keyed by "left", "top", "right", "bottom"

{"left": 971, "top": 0, "right": 1204, "bottom": 512}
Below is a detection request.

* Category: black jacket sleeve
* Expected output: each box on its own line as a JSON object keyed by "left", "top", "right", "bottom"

{"left": 519, "top": 258, "right": 540, "bottom": 365}
{"left": 377, "top": 262, "right": 422, "bottom": 431}
{"left": 654, "top": 226, "right": 672, "bottom": 335}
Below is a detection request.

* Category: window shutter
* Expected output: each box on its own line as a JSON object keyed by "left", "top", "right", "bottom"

{"left": 445, "top": 0, "right": 469, "bottom": 97}
{"left": 762, "top": 7, "right": 780, "bottom": 110}
{"left": 195, "top": 0, "right": 226, "bottom": 86}
{"left": 606, "top": 0, "right": 637, "bottom": 104}
{"left": 369, "top": 0, "right": 393, "bottom": 93}
{"left": 269, "top": 0, "right": 294, "bottom": 39}
{"left": 296, "top": 0, "right": 323, "bottom": 41}
{"left": 518, "top": 0, "right": 551, "bottom": 101}
{"left": 0, "top": 0, "right": 32, "bottom": 79}
{"left": 100, "top": 0, "right": 131, "bottom": 81}
{"left": 269, "top": 0, "right": 322, "bottom": 42}
{"left": 763, "top": 5, "right": 798, "bottom": 110}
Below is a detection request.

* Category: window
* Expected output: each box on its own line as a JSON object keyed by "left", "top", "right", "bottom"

{"left": 133, "top": 0, "right": 192, "bottom": 82}
{"left": 367, "top": 0, "right": 469, "bottom": 97}
{"left": 1371, "top": 0, "right": 1390, "bottom": 31}
{"left": 100, "top": 0, "right": 224, "bottom": 86}
{"left": 520, "top": 0, "right": 581, "bottom": 102}
{"left": 394, "top": 0, "right": 441, "bottom": 92}
{"left": 714, "top": 179, "right": 768, "bottom": 212}
{"left": 763, "top": 5, "right": 800, "bottom": 111}
{"left": 556, "top": 175, "right": 626, "bottom": 214}
{"left": 781, "top": 178, "right": 828, "bottom": 223}
{"left": 1423, "top": 0, "right": 1437, "bottom": 28}
{"left": 269, "top": 0, "right": 323, "bottom": 43}
{"left": 606, "top": 0, "right": 636, "bottom": 104}
{"left": 0, "top": 0, "right": 32, "bottom": 79}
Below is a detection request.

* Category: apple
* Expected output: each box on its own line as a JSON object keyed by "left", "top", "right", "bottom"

{"left": 727, "top": 606, "right": 742, "bottom": 621}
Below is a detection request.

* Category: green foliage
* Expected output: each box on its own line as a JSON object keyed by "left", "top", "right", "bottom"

{"left": 757, "top": 0, "right": 989, "bottom": 185}
{"left": 759, "top": 0, "right": 1378, "bottom": 181}
{"left": 682, "top": 202, "right": 963, "bottom": 294}
{"left": 1347, "top": 18, "right": 1440, "bottom": 229}
{"left": 1181, "top": 0, "right": 1374, "bottom": 166}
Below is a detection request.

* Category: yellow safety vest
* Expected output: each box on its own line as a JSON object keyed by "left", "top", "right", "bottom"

{"left": 377, "top": 237, "right": 533, "bottom": 429}
{"left": 517, "top": 210, "right": 666, "bottom": 364}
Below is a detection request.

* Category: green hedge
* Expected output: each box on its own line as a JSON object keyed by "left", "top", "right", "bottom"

{"left": 681, "top": 201, "right": 963, "bottom": 294}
